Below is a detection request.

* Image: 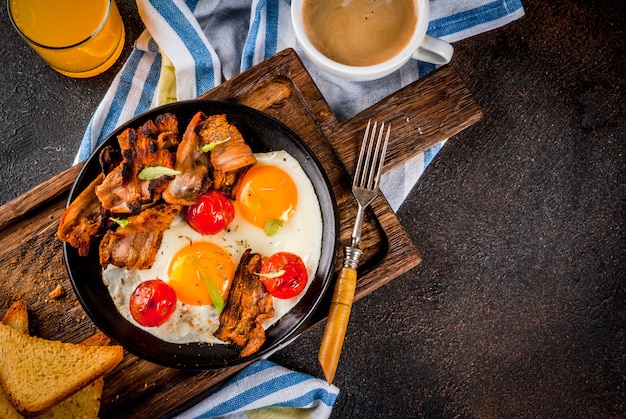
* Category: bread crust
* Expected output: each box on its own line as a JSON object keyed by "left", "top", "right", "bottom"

{"left": 1, "top": 300, "right": 29, "bottom": 335}
{"left": 0, "top": 301, "right": 122, "bottom": 417}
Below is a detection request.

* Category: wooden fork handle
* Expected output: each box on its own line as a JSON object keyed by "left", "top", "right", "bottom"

{"left": 318, "top": 266, "right": 357, "bottom": 384}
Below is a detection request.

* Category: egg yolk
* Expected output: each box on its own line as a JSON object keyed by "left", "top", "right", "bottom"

{"left": 235, "top": 164, "right": 298, "bottom": 229}
{"left": 167, "top": 242, "right": 235, "bottom": 306}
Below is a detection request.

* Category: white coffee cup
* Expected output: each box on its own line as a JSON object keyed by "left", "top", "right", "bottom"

{"left": 291, "top": 0, "right": 453, "bottom": 81}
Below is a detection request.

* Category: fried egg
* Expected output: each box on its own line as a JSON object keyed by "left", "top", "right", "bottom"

{"left": 103, "top": 150, "right": 323, "bottom": 344}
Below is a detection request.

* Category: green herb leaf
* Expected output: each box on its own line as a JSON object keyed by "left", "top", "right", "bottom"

{"left": 264, "top": 219, "right": 283, "bottom": 236}
{"left": 199, "top": 136, "right": 231, "bottom": 153}
{"left": 196, "top": 265, "right": 225, "bottom": 314}
{"left": 109, "top": 217, "right": 129, "bottom": 228}
{"left": 256, "top": 269, "right": 286, "bottom": 279}
{"left": 138, "top": 166, "right": 181, "bottom": 181}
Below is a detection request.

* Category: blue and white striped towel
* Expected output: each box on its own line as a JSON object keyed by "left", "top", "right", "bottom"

{"left": 171, "top": 359, "right": 338, "bottom": 419}
{"left": 78, "top": 1, "right": 524, "bottom": 417}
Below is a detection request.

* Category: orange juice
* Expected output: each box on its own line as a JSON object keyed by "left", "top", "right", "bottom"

{"left": 8, "top": 0, "right": 125, "bottom": 78}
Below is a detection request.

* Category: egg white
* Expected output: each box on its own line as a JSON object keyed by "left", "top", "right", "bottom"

{"left": 102, "top": 150, "right": 323, "bottom": 345}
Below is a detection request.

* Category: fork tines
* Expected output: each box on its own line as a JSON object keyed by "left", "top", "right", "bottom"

{"left": 354, "top": 119, "right": 391, "bottom": 190}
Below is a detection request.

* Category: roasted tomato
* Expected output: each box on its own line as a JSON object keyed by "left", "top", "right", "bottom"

{"left": 129, "top": 279, "right": 177, "bottom": 327}
{"left": 186, "top": 190, "right": 235, "bottom": 235}
{"left": 260, "top": 252, "right": 308, "bottom": 299}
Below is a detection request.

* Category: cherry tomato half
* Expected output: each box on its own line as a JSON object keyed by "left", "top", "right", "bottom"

{"left": 186, "top": 190, "right": 235, "bottom": 235}
{"left": 260, "top": 252, "right": 308, "bottom": 299}
{"left": 129, "top": 279, "right": 177, "bottom": 327}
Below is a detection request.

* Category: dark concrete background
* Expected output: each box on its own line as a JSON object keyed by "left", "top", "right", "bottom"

{"left": 1, "top": 0, "right": 625, "bottom": 417}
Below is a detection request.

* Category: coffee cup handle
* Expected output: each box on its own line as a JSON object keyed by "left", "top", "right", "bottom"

{"left": 412, "top": 35, "right": 454, "bottom": 65}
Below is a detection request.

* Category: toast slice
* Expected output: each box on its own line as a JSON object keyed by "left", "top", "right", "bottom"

{"left": 0, "top": 301, "right": 116, "bottom": 418}
{"left": 0, "top": 377, "right": 104, "bottom": 419}
{"left": 34, "top": 332, "right": 112, "bottom": 418}
{"left": 1, "top": 301, "right": 31, "bottom": 419}
{"left": 0, "top": 313, "right": 123, "bottom": 416}
{"left": 1, "top": 300, "right": 29, "bottom": 334}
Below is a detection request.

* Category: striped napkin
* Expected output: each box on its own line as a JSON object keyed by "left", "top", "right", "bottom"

{"left": 78, "top": 1, "right": 524, "bottom": 417}
{"left": 170, "top": 359, "right": 338, "bottom": 419}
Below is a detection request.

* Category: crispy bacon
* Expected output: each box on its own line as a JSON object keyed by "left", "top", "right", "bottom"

{"left": 95, "top": 114, "right": 179, "bottom": 213}
{"left": 99, "top": 145, "right": 123, "bottom": 175}
{"left": 57, "top": 174, "right": 105, "bottom": 256}
{"left": 214, "top": 249, "right": 274, "bottom": 357}
{"left": 162, "top": 112, "right": 212, "bottom": 206}
{"left": 202, "top": 114, "right": 256, "bottom": 198}
{"left": 63, "top": 112, "right": 259, "bottom": 276}
{"left": 99, "top": 203, "right": 182, "bottom": 269}
{"left": 163, "top": 113, "right": 257, "bottom": 204}
{"left": 138, "top": 113, "right": 180, "bottom": 150}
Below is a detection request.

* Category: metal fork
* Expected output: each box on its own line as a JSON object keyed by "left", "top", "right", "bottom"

{"left": 318, "top": 120, "right": 391, "bottom": 384}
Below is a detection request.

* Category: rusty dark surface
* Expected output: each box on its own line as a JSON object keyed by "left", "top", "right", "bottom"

{"left": 1, "top": 0, "right": 624, "bottom": 417}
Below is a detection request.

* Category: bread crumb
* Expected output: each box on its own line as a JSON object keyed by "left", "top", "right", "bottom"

{"left": 49, "top": 285, "right": 65, "bottom": 300}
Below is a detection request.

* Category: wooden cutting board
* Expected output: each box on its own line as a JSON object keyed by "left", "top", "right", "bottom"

{"left": 0, "top": 48, "right": 481, "bottom": 418}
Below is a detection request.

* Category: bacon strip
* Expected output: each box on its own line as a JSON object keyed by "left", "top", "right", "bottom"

{"left": 214, "top": 249, "right": 274, "bottom": 357}
{"left": 96, "top": 114, "right": 179, "bottom": 213}
{"left": 162, "top": 112, "right": 212, "bottom": 206}
{"left": 98, "top": 203, "right": 182, "bottom": 269}
{"left": 99, "top": 145, "right": 123, "bottom": 175}
{"left": 57, "top": 174, "right": 105, "bottom": 257}
{"left": 202, "top": 114, "right": 256, "bottom": 198}
{"left": 163, "top": 113, "right": 257, "bottom": 204}
{"left": 138, "top": 113, "right": 180, "bottom": 150}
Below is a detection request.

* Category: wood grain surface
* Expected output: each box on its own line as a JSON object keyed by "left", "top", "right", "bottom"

{"left": 0, "top": 49, "right": 481, "bottom": 418}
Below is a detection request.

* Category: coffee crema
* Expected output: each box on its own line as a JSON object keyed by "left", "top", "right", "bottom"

{"left": 302, "top": 0, "right": 417, "bottom": 67}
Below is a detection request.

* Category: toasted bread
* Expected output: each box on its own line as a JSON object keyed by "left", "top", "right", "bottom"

{"left": 34, "top": 332, "right": 112, "bottom": 418}
{"left": 0, "top": 315, "right": 123, "bottom": 416}
{"left": 79, "top": 332, "right": 111, "bottom": 347}
{"left": 1, "top": 300, "right": 29, "bottom": 335}
{"left": 0, "top": 378, "right": 104, "bottom": 419}
{"left": 0, "top": 301, "right": 116, "bottom": 418}
{"left": 32, "top": 379, "right": 104, "bottom": 419}
{"left": 1, "top": 302, "right": 32, "bottom": 419}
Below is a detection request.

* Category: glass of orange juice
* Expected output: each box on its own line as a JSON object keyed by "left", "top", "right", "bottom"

{"left": 7, "top": 0, "right": 125, "bottom": 78}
